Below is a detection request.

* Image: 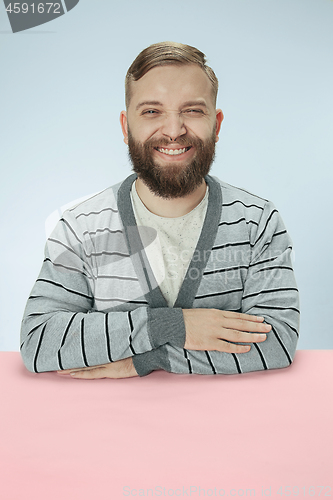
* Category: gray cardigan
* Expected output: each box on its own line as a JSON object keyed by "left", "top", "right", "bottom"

{"left": 20, "top": 174, "right": 300, "bottom": 376}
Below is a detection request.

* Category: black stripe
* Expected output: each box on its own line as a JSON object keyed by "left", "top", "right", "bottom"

{"left": 26, "top": 313, "right": 44, "bottom": 318}
{"left": 258, "top": 230, "right": 287, "bottom": 247}
{"left": 44, "top": 258, "right": 90, "bottom": 277}
{"left": 254, "top": 209, "right": 278, "bottom": 246}
{"left": 222, "top": 200, "right": 264, "bottom": 210}
{"left": 250, "top": 247, "right": 292, "bottom": 268}
{"left": 36, "top": 278, "right": 93, "bottom": 300}
{"left": 27, "top": 321, "right": 47, "bottom": 337}
{"left": 82, "top": 228, "right": 123, "bottom": 236}
{"left": 284, "top": 321, "right": 299, "bottom": 338}
{"left": 219, "top": 217, "right": 245, "bottom": 226}
{"left": 196, "top": 288, "right": 243, "bottom": 300}
{"left": 243, "top": 287, "right": 299, "bottom": 300}
{"left": 85, "top": 250, "right": 129, "bottom": 258}
{"left": 47, "top": 238, "right": 98, "bottom": 267}
{"left": 76, "top": 207, "right": 118, "bottom": 218}
{"left": 94, "top": 297, "right": 148, "bottom": 304}
{"left": 219, "top": 217, "right": 259, "bottom": 227}
{"left": 212, "top": 241, "right": 250, "bottom": 251}
{"left": 183, "top": 349, "right": 192, "bottom": 374}
{"left": 271, "top": 325, "right": 292, "bottom": 365}
{"left": 80, "top": 318, "right": 89, "bottom": 367}
{"left": 128, "top": 311, "right": 136, "bottom": 355}
{"left": 105, "top": 313, "right": 113, "bottom": 362}
{"left": 28, "top": 295, "right": 44, "bottom": 300}
{"left": 57, "top": 313, "right": 78, "bottom": 370}
{"left": 126, "top": 300, "right": 149, "bottom": 305}
{"left": 256, "top": 265, "right": 293, "bottom": 273}
{"left": 96, "top": 275, "right": 139, "bottom": 281}
{"left": 128, "top": 310, "right": 134, "bottom": 332}
{"left": 59, "top": 218, "right": 82, "bottom": 244}
{"left": 205, "top": 351, "right": 216, "bottom": 374}
{"left": 231, "top": 353, "right": 242, "bottom": 374}
{"left": 254, "top": 343, "right": 267, "bottom": 370}
{"left": 47, "top": 238, "right": 79, "bottom": 256}
{"left": 249, "top": 256, "right": 277, "bottom": 268}
{"left": 203, "top": 265, "right": 248, "bottom": 276}
{"left": 33, "top": 323, "right": 47, "bottom": 373}
{"left": 260, "top": 231, "right": 288, "bottom": 252}
{"left": 272, "top": 229, "right": 287, "bottom": 238}
{"left": 256, "top": 305, "right": 300, "bottom": 314}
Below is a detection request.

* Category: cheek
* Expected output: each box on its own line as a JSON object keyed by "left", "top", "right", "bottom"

{"left": 133, "top": 122, "right": 161, "bottom": 142}
{"left": 186, "top": 122, "right": 214, "bottom": 140}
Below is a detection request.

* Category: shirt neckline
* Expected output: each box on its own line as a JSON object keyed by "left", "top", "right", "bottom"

{"left": 131, "top": 180, "right": 209, "bottom": 221}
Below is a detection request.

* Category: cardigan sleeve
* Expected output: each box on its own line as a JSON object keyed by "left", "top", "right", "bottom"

{"left": 132, "top": 202, "right": 300, "bottom": 376}
{"left": 20, "top": 211, "right": 186, "bottom": 374}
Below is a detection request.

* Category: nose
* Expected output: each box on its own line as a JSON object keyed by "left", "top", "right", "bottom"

{"left": 161, "top": 111, "right": 186, "bottom": 142}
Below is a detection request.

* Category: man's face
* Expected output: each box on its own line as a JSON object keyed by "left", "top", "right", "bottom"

{"left": 120, "top": 64, "right": 223, "bottom": 199}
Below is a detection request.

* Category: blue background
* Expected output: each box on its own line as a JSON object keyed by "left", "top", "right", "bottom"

{"left": 0, "top": 0, "right": 332, "bottom": 350}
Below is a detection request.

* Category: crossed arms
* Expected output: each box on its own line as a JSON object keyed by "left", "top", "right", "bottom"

{"left": 20, "top": 197, "right": 300, "bottom": 379}
{"left": 57, "top": 310, "right": 271, "bottom": 379}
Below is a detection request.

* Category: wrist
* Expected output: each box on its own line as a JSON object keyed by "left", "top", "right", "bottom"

{"left": 128, "top": 357, "right": 138, "bottom": 377}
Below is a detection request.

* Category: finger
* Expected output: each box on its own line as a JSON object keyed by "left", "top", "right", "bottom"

{"left": 221, "top": 318, "right": 271, "bottom": 333}
{"left": 221, "top": 311, "right": 266, "bottom": 322}
{"left": 210, "top": 341, "right": 252, "bottom": 354}
{"left": 220, "top": 329, "right": 268, "bottom": 344}
{"left": 57, "top": 365, "right": 104, "bottom": 374}
{"left": 69, "top": 367, "right": 106, "bottom": 379}
{"left": 56, "top": 368, "right": 81, "bottom": 375}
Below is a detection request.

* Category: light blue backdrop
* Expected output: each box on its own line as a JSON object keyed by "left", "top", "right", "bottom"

{"left": 1, "top": 0, "right": 332, "bottom": 350}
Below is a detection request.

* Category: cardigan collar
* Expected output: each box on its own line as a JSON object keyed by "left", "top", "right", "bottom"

{"left": 117, "top": 173, "right": 222, "bottom": 309}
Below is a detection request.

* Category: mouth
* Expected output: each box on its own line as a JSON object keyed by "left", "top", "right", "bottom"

{"left": 154, "top": 146, "right": 192, "bottom": 156}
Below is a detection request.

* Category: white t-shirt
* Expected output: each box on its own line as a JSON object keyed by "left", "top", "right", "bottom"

{"left": 130, "top": 181, "right": 209, "bottom": 307}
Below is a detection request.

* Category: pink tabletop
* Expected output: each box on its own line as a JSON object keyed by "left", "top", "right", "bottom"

{"left": 0, "top": 351, "right": 332, "bottom": 500}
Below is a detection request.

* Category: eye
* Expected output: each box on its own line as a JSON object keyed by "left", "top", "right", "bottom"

{"left": 183, "top": 109, "right": 205, "bottom": 115}
{"left": 142, "top": 109, "right": 159, "bottom": 115}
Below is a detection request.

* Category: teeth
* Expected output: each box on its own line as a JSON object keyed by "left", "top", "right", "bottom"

{"left": 157, "top": 147, "right": 188, "bottom": 156}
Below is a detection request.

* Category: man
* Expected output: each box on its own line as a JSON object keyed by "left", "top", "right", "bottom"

{"left": 20, "top": 41, "right": 299, "bottom": 379}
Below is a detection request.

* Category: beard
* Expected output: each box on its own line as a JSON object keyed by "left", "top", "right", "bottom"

{"left": 127, "top": 127, "right": 216, "bottom": 199}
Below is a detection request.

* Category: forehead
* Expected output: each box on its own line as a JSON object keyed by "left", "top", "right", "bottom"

{"left": 129, "top": 64, "right": 214, "bottom": 108}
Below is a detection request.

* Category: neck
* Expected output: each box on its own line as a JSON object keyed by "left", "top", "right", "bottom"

{"left": 135, "top": 178, "right": 207, "bottom": 218}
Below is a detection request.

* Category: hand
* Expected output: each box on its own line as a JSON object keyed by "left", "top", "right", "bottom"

{"left": 183, "top": 309, "right": 271, "bottom": 353}
{"left": 56, "top": 356, "right": 138, "bottom": 379}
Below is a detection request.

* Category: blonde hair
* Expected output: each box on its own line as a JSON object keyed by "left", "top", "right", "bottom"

{"left": 125, "top": 41, "right": 218, "bottom": 109}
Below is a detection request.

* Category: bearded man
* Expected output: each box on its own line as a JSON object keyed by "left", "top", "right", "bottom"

{"left": 20, "top": 42, "right": 300, "bottom": 379}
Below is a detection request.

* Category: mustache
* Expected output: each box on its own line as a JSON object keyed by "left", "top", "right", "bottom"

{"left": 144, "top": 136, "right": 204, "bottom": 149}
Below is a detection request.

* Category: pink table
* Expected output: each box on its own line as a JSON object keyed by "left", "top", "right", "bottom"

{"left": 0, "top": 351, "right": 332, "bottom": 500}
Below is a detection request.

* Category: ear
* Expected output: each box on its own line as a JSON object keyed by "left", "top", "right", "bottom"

{"left": 214, "top": 109, "right": 224, "bottom": 143}
{"left": 120, "top": 110, "right": 128, "bottom": 145}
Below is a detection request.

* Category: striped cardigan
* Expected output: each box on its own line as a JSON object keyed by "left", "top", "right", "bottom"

{"left": 20, "top": 174, "right": 300, "bottom": 376}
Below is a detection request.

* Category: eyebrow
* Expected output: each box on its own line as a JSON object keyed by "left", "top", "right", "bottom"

{"left": 136, "top": 101, "right": 163, "bottom": 111}
{"left": 182, "top": 100, "right": 208, "bottom": 109}
{"left": 135, "top": 100, "right": 208, "bottom": 111}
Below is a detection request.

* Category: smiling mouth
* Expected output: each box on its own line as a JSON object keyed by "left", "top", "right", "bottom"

{"left": 155, "top": 146, "right": 192, "bottom": 156}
